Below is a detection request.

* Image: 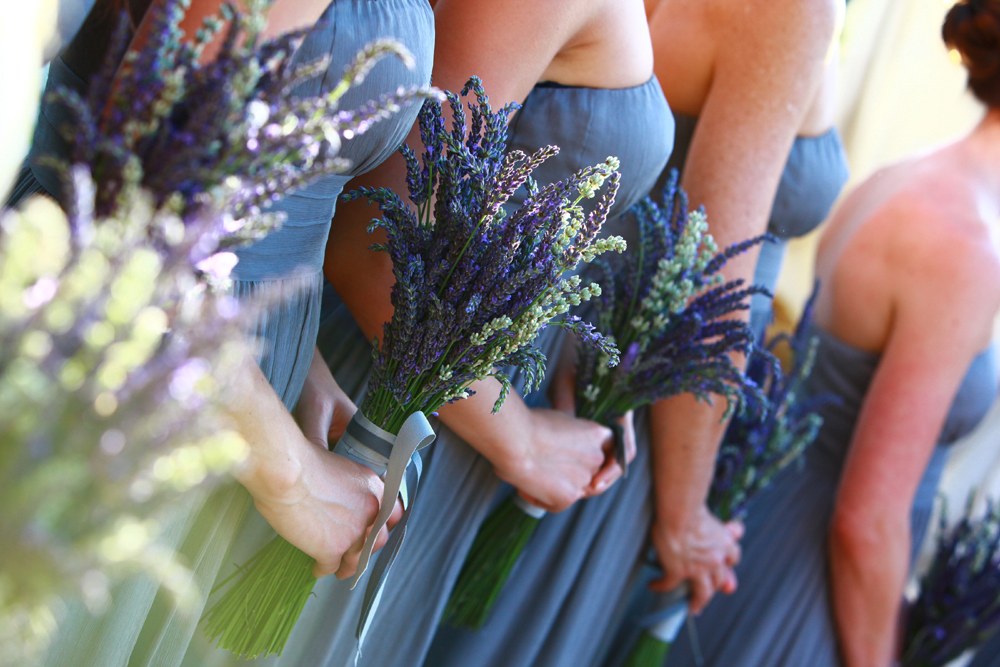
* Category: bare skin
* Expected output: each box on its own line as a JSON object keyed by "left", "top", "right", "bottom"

{"left": 326, "top": 0, "right": 652, "bottom": 513}
{"left": 643, "top": 0, "right": 841, "bottom": 613}
{"left": 818, "top": 109, "right": 1000, "bottom": 667}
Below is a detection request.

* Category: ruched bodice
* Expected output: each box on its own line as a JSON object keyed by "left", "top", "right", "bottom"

{"left": 807, "top": 326, "right": 998, "bottom": 463}
{"left": 504, "top": 79, "right": 674, "bottom": 223}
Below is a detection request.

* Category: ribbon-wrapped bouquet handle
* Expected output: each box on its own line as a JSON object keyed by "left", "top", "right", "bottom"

{"left": 333, "top": 410, "right": 436, "bottom": 646}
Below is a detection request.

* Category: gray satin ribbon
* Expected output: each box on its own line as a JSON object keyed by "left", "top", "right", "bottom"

{"left": 332, "top": 410, "right": 436, "bottom": 654}
{"left": 644, "top": 582, "right": 690, "bottom": 643}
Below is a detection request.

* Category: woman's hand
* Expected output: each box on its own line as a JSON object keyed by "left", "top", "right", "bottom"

{"left": 548, "top": 339, "right": 637, "bottom": 497}
{"left": 649, "top": 505, "right": 743, "bottom": 614}
{"left": 227, "top": 351, "right": 396, "bottom": 579}
{"left": 495, "top": 407, "right": 616, "bottom": 513}
{"left": 243, "top": 437, "right": 392, "bottom": 579}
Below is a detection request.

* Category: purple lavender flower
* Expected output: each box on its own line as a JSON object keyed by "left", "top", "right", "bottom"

{"left": 708, "top": 284, "right": 834, "bottom": 521}
{"left": 573, "top": 170, "right": 768, "bottom": 425}
{"left": 903, "top": 499, "right": 1000, "bottom": 667}
{"left": 345, "top": 78, "right": 625, "bottom": 430}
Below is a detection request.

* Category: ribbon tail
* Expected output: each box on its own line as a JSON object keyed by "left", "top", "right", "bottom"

{"left": 350, "top": 411, "right": 436, "bottom": 587}
{"left": 355, "top": 452, "right": 422, "bottom": 646}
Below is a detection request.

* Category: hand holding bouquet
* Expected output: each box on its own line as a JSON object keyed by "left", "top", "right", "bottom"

{"left": 624, "top": 285, "right": 831, "bottom": 667}
{"left": 202, "top": 77, "right": 626, "bottom": 659}
{"left": 445, "top": 171, "right": 770, "bottom": 630}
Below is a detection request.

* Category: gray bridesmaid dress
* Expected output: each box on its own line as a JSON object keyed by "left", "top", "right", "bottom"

{"left": 304, "top": 78, "right": 674, "bottom": 667}
{"left": 660, "top": 328, "right": 998, "bottom": 667}
{"left": 423, "top": 111, "right": 849, "bottom": 667}
{"left": 8, "top": 2, "right": 433, "bottom": 666}
{"left": 664, "top": 112, "right": 850, "bottom": 338}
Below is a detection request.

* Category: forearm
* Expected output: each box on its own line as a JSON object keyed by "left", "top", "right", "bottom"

{"left": 436, "top": 376, "right": 531, "bottom": 474}
{"left": 225, "top": 351, "right": 307, "bottom": 494}
{"left": 648, "top": 394, "right": 730, "bottom": 527}
{"left": 829, "top": 514, "right": 909, "bottom": 667}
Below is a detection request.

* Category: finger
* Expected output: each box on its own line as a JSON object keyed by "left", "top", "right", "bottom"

{"left": 725, "top": 539, "right": 741, "bottom": 568}
{"left": 371, "top": 524, "right": 391, "bottom": 554}
{"left": 688, "top": 574, "right": 714, "bottom": 615}
{"left": 313, "top": 552, "right": 341, "bottom": 579}
{"left": 619, "top": 411, "right": 637, "bottom": 465}
{"left": 584, "top": 455, "right": 623, "bottom": 497}
{"left": 335, "top": 532, "right": 367, "bottom": 580}
{"left": 720, "top": 568, "right": 738, "bottom": 595}
{"left": 385, "top": 497, "right": 404, "bottom": 532}
{"left": 727, "top": 520, "right": 745, "bottom": 541}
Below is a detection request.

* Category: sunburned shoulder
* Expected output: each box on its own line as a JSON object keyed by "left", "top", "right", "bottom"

{"left": 870, "top": 179, "right": 1000, "bottom": 319}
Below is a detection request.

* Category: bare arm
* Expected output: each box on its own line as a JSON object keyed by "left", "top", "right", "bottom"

{"left": 829, "top": 206, "right": 1000, "bottom": 667}
{"left": 646, "top": 0, "right": 838, "bottom": 611}
{"left": 226, "top": 349, "right": 391, "bottom": 579}
{"left": 325, "top": 0, "right": 635, "bottom": 511}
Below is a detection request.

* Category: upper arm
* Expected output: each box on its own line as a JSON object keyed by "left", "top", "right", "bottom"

{"left": 833, "top": 212, "right": 1000, "bottom": 532}
{"left": 430, "top": 0, "right": 591, "bottom": 108}
{"left": 677, "top": 0, "right": 837, "bottom": 279}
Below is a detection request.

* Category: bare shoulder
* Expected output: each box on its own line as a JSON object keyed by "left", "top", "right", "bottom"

{"left": 707, "top": 0, "right": 838, "bottom": 59}
{"left": 872, "top": 174, "right": 1000, "bottom": 325}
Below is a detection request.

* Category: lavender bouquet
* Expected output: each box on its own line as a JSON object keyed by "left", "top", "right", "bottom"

{"left": 44, "top": 0, "right": 436, "bottom": 235}
{"left": 201, "top": 78, "right": 626, "bottom": 658}
{"left": 902, "top": 498, "right": 1000, "bottom": 667}
{"left": 623, "top": 286, "right": 829, "bottom": 667}
{"left": 444, "top": 172, "right": 768, "bottom": 630}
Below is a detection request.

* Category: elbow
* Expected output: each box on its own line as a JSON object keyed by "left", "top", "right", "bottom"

{"left": 828, "top": 505, "right": 909, "bottom": 572}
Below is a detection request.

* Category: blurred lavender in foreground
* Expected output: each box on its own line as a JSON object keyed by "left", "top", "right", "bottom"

{"left": 0, "top": 175, "right": 249, "bottom": 666}
{"left": 903, "top": 498, "right": 1000, "bottom": 667}
{"left": 1, "top": 1, "right": 437, "bottom": 661}
{"left": 43, "top": 0, "right": 437, "bottom": 246}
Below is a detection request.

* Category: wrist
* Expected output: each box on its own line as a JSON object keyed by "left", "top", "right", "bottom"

{"left": 655, "top": 501, "right": 710, "bottom": 536}
{"left": 233, "top": 423, "right": 310, "bottom": 506}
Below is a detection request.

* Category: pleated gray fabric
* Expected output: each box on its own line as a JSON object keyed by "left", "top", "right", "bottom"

{"left": 658, "top": 327, "right": 998, "bottom": 667}
{"left": 11, "top": 2, "right": 433, "bottom": 666}
{"left": 307, "top": 77, "right": 674, "bottom": 667}
{"left": 968, "top": 623, "right": 1000, "bottom": 666}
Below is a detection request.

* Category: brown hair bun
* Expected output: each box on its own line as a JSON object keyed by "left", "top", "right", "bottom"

{"left": 943, "top": 0, "right": 1000, "bottom": 107}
